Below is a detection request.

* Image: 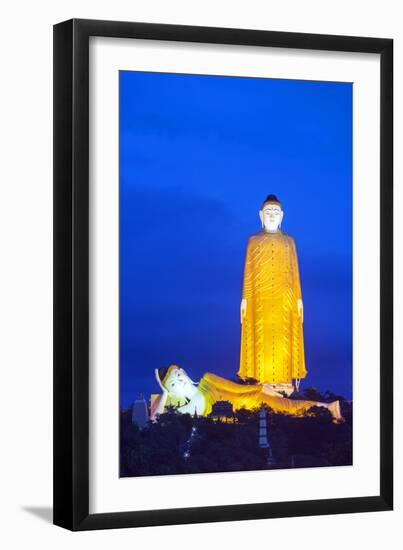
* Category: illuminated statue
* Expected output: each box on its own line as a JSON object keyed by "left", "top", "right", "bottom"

{"left": 150, "top": 365, "right": 344, "bottom": 423}
{"left": 238, "top": 194, "right": 306, "bottom": 394}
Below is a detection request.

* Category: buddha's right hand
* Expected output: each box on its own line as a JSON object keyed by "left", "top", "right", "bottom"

{"left": 240, "top": 299, "right": 247, "bottom": 323}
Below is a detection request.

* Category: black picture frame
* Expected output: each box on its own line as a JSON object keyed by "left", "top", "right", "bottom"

{"left": 53, "top": 18, "right": 393, "bottom": 531}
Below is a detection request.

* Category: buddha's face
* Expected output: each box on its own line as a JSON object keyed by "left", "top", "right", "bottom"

{"left": 259, "top": 204, "right": 283, "bottom": 232}
{"left": 163, "top": 367, "right": 195, "bottom": 399}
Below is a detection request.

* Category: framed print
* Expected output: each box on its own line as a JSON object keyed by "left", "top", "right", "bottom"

{"left": 53, "top": 19, "right": 393, "bottom": 530}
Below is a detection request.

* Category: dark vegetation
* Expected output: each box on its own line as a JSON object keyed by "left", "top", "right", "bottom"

{"left": 120, "top": 387, "right": 352, "bottom": 477}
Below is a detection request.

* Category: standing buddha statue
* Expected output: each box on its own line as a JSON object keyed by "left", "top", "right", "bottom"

{"left": 238, "top": 194, "right": 307, "bottom": 394}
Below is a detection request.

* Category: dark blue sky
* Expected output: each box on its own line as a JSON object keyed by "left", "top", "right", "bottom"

{"left": 120, "top": 71, "right": 352, "bottom": 408}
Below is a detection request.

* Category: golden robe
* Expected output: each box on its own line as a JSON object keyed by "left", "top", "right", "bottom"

{"left": 238, "top": 230, "right": 307, "bottom": 385}
{"left": 199, "top": 373, "right": 316, "bottom": 416}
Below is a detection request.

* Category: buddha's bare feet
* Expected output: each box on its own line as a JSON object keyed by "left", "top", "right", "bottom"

{"left": 328, "top": 400, "right": 345, "bottom": 424}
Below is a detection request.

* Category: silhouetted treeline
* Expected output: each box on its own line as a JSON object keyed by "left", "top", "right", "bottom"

{"left": 120, "top": 389, "right": 352, "bottom": 477}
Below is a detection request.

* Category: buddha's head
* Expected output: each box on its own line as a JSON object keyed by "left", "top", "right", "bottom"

{"left": 156, "top": 365, "right": 197, "bottom": 400}
{"left": 259, "top": 194, "right": 283, "bottom": 233}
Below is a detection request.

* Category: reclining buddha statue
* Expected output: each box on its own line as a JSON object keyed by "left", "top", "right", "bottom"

{"left": 150, "top": 365, "right": 344, "bottom": 423}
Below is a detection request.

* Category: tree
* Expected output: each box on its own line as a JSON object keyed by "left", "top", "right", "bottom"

{"left": 233, "top": 375, "right": 259, "bottom": 385}
{"left": 302, "top": 387, "right": 325, "bottom": 401}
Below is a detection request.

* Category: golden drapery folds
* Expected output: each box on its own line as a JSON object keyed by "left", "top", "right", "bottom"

{"left": 198, "top": 373, "right": 316, "bottom": 416}
{"left": 238, "top": 230, "right": 307, "bottom": 385}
